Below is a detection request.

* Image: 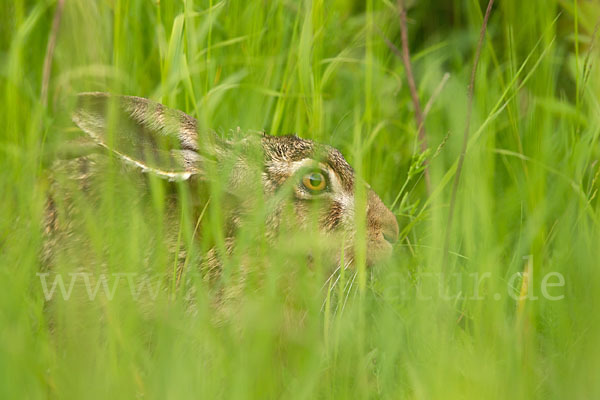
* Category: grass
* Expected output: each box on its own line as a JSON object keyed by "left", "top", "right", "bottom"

{"left": 1, "top": 0, "right": 600, "bottom": 398}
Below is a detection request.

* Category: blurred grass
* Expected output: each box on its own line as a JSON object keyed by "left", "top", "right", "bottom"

{"left": 1, "top": 0, "right": 600, "bottom": 398}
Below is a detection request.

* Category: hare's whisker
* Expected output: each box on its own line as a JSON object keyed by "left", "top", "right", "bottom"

{"left": 330, "top": 273, "right": 343, "bottom": 295}
{"left": 321, "top": 265, "right": 342, "bottom": 291}
{"left": 334, "top": 268, "right": 356, "bottom": 316}
{"left": 321, "top": 266, "right": 342, "bottom": 312}
{"left": 340, "top": 271, "right": 358, "bottom": 315}
{"left": 320, "top": 260, "right": 351, "bottom": 312}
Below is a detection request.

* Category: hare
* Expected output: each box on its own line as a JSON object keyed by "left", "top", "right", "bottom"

{"left": 44, "top": 92, "right": 398, "bottom": 284}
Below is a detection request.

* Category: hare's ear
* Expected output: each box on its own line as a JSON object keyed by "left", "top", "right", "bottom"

{"left": 72, "top": 92, "right": 213, "bottom": 181}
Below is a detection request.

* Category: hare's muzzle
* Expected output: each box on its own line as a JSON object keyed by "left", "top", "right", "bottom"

{"left": 382, "top": 215, "right": 399, "bottom": 245}
{"left": 366, "top": 190, "right": 399, "bottom": 263}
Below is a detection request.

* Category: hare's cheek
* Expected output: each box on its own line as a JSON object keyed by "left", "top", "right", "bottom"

{"left": 320, "top": 200, "right": 343, "bottom": 231}
{"left": 335, "top": 194, "right": 355, "bottom": 230}
{"left": 319, "top": 196, "right": 354, "bottom": 234}
{"left": 291, "top": 200, "right": 311, "bottom": 228}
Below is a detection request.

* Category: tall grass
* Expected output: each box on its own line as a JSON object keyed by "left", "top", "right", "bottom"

{"left": 1, "top": 0, "right": 599, "bottom": 398}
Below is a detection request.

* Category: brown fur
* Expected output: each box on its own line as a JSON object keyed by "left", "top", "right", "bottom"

{"left": 45, "top": 93, "right": 398, "bottom": 280}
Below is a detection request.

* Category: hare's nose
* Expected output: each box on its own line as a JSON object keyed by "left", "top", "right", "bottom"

{"left": 367, "top": 190, "right": 399, "bottom": 245}
{"left": 381, "top": 209, "right": 399, "bottom": 244}
{"left": 382, "top": 218, "right": 399, "bottom": 244}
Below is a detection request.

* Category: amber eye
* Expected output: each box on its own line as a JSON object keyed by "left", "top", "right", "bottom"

{"left": 302, "top": 171, "right": 327, "bottom": 193}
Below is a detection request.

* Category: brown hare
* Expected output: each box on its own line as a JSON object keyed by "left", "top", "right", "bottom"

{"left": 44, "top": 92, "right": 398, "bottom": 283}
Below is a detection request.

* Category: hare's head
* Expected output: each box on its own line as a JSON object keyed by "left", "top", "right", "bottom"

{"left": 72, "top": 93, "right": 398, "bottom": 267}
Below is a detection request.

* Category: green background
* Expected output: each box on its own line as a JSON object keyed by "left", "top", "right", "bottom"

{"left": 1, "top": 0, "right": 599, "bottom": 398}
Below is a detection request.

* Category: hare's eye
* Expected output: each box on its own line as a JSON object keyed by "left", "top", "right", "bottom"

{"left": 302, "top": 171, "right": 327, "bottom": 193}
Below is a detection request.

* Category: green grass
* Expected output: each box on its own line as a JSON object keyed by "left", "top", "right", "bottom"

{"left": 2, "top": 0, "right": 600, "bottom": 398}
